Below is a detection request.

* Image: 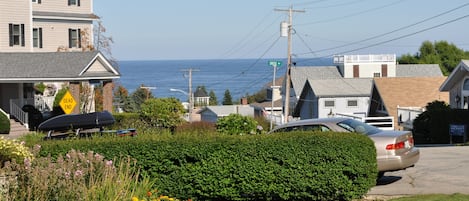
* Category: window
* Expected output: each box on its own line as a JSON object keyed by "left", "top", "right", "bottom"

{"left": 32, "top": 0, "right": 41, "bottom": 3}
{"left": 68, "top": 28, "right": 81, "bottom": 48}
{"left": 9, "top": 24, "right": 25, "bottom": 47}
{"left": 68, "top": 0, "right": 80, "bottom": 6}
{"left": 324, "top": 100, "right": 335, "bottom": 108}
{"left": 33, "top": 28, "right": 43, "bottom": 48}
{"left": 373, "top": 73, "right": 381, "bottom": 77}
{"left": 347, "top": 100, "right": 358, "bottom": 107}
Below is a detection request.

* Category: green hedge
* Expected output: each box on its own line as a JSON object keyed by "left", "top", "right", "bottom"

{"left": 0, "top": 113, "right": 10, "bottom": 134}
{"left": 36, "top": 131, "right": 377, "bottom": 201}
{"left": 413, "top": 109, "right": 469, "bottom": 144}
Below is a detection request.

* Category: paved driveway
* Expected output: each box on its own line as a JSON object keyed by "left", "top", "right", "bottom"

{"left": 367, "top": 145, "right": 469, "bottom": 198}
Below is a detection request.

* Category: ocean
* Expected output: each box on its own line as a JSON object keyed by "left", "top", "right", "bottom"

{"left": 117, "top": 58, "right": 331, "bottom": 102}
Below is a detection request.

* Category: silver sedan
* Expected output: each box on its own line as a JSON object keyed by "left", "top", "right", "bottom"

{"left": 269, "top": 117, "right": 420, "bottom": 177}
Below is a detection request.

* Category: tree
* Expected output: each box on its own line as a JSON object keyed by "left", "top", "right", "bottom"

{"left": 114, "top": 85, "right": 129, "bottom": 112}
{"left": 216, "top": 113, "right": 258, "bottom": 135}
{"left": 126, "top": 86, "right": 153, "bottom": 113}
{"left": 94, "top": 17, "right": 116, "bottom": 65}
{"left": 209, "top": 90, "right": 218, "bottom": 105}
{"left": 140, "top": 97, "right": 185, "bottom": 129}
{"left": 398, "top": 40, "right": 469, "bottom": 75}
{"left": 222, "top": 89, "right": 233, "bottom": 105}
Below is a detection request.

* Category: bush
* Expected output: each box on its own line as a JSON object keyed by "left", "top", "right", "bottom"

{"left": 140, "top": 98, "right": 185, "bottom": 129}
{"left": 0, "top": 114, "right": 10, "bottom": 134}
{"left": 0, "top": 137, "right": 34, "bottom": 166}
{"left": 216, "top": 113, "right": 258, "bottom": 135}
{"left": 1, "top": 149, "right": 155, "bottom": 201}
{"left": 34, "top": 131, "right": 377, "bottom": 200}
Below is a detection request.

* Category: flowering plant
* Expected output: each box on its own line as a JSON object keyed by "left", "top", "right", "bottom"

{"left": 0, "top": 137, "right": 34, "bottom": 167}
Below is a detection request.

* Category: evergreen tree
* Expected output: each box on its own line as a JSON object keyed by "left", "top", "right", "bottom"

{"left": 209, "top": 90, "right": 218, "bottom": 105}
{"left": 222, "top": 89, "right": 233, "bottom": 105}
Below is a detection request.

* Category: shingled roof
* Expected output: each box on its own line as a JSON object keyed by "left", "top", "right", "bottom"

{"left": 290, "top": 66, "right": 342, "bottom": 96}
{"left": 396, "top": 64, "right": 443, "bottom": 77}
{"left": 0, "top": 51, "right": 120, "bottom": 82}
{"left": 371, "top": 77, "right": 449, "bottom": 128}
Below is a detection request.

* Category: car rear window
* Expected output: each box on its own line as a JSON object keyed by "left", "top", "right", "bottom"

{"left": 337, "top": 119, "right": 381, "bottom": 135}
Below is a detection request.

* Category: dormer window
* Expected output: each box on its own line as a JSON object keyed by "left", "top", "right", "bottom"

{"left": 68, "top": 0, "right": 80, "bottom": 6}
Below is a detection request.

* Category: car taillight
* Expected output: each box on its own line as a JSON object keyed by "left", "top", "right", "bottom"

{"left": 386, "top": 141, "right": 405, "bottom": 150}
{"left": 408, "top": 137, "right": 414, "bottom": 145}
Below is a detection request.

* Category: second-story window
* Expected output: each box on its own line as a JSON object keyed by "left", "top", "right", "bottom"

{"left": 9, "top": 23, "right": 25, "bottom": 47}
{"left": 68, "top": 0, "right": 80, "bottom": 6}
{"left": 68, "top": 28, "right": 81, "bottom": 48}
{"left": 32, "top": 0, "right": 42, "bottom": 3}
{"left": 33, "top": 28, "right": 43, "bottom": 48}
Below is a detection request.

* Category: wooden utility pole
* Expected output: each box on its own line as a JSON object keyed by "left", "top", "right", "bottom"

{"left": 275, "top": 6, "right": 304, "bottom": 123}
{"left": 181, "top": 68, "right": 199, "bottom": 123}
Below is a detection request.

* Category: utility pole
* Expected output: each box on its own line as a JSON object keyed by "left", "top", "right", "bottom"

{"left": 275, "top": 6, "right": 304, "bottom": 123}
{"left": 181, "top": 68, "right": 199, "bottom": 123}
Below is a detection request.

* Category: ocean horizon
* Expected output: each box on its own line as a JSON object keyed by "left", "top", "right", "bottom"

{"left": 117, "top": 58, "right": 333, "bottom": 102}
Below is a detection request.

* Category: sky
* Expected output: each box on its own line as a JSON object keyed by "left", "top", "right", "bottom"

{"left": 93, "top": 0, "right": 469, "bottom": 61}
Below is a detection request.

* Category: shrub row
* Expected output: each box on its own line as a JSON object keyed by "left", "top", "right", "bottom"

{"left": 36, "top": 131, "right": 377, "bottom": 201}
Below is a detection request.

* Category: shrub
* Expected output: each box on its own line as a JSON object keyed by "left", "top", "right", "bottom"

{"left": 0, "top": 137, "right": 33, "bottom": 166}
{"left": 1, "top": 149, "right": 155, "bottom": 201}
{"left": 175, "top": 121, "right": 217, "bottom": 137}
{"left": 140, "top": 98, "right": 185, "bottom": 129}
{"left": 216, "top": 113, "right": 258, "bottom": 135}
{"left": 0, "top": 114, "right": 10, "bottom": 134}
{"left": 34, "top": 131, "right": 377, "bottom": 200}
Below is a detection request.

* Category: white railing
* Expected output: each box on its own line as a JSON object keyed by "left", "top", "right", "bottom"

{"left": 9, "top": 99, "right": 29, "bottom": 129}
{"left": 397, "top": 106, "right": 424, "bottom": 130}
{"left": 35, "top": 95, "right": 55, "bottom": 112}
{"left": 333, "top": 54, "right": 396, "bottom": 64}
{"left": 335, "top": 113, "right": 394, "bottom": 130}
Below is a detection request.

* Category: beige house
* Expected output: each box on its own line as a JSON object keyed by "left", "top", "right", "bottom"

{"left": 0, "top": 0, "right": 118, "bottom": 131}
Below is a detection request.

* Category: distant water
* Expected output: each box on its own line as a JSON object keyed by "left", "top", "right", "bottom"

{"left": 117, "top": 58, "right": 332, "bottom": 102}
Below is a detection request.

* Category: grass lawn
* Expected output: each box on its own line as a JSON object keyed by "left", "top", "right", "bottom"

{"left": 389, "top": 193, "right": 469, "bottom": 201}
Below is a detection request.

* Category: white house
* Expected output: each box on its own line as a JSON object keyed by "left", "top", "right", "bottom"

{"left": 440, "top": 60, "right": 469, "bottom": 109}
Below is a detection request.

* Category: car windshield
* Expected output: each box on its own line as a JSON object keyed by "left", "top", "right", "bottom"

{"left": 336, "top": 119, "right": 381, "bottom": 135}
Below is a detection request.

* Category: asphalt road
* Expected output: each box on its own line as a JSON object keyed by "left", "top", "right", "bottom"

{"left": 366, "top": 145, "right": 469, "bottom": 198}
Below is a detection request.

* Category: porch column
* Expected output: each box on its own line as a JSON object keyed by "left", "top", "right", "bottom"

{"left": 103, "top": 81, "right": 114, "bottom": 112}
{"left": 69, "top": 82, "right": 80, "bottom": 114}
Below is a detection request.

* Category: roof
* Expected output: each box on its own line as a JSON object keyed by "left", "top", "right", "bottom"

{"left": 440, "top": 60, "right": 469, "bottom": 91}
{"left": 194, "top": 87, "right": 209, "bottom": 97}
{"left": 290, "top": 66, "right": 342, "bottom": 96}
{"left": 197, "top": 105, "right": 254, "bottom": 116}
{"left": 396, "top": 64, "right": 443, "bottom": 77}
{"left": 0, "top": 51, "right": 120, "bottom": 82}
{"left": 307, "top": 78, "right": 373, "bottom": 97}
{"left": 250, "top": 99, "right": 283, "bottom": 109}
{"left": 373, "top": 77, "right": 449, "bottom": 118}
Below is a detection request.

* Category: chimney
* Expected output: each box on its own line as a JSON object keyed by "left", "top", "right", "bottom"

{"left": 240, "top": 97, "right": 248, "bottom": 105}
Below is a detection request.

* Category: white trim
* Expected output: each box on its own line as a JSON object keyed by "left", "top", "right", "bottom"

{"left": 0, "top": 76, "right": 120, "bottom": 82}
{"left": 79, "top": 52, "right": 119, "bottom": 76}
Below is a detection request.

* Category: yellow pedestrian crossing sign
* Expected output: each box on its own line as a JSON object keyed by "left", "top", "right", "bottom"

{"left": 59, "top": 90, "right": 77, "bottom": 114}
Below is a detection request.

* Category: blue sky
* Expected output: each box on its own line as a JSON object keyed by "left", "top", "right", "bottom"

{"left": 93, "top": 0, "right": 469, "bottom": 61}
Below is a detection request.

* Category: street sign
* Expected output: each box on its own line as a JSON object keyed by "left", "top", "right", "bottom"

{"left": 268, "top": 61, "right": 282, "bottom": 67}
{"left": 59, "top": 90, "right": 77, "bottom": 114}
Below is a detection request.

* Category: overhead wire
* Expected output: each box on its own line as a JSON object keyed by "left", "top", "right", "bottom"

{"left": 296, "top": 2, "right": 469, "bottom": 56}
{"left": 298, "top": 13, "right": 469, "bottom": 63}
{"left": 297, "top": 0, "right": 405, "bottom": 26}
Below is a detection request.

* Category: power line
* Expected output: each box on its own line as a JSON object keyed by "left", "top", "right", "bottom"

{"left": 297, "top": 0, "right": 405, "bottom": 26}
{"left": 296, "top": 2, "right": 469, "bottom": 56}
{"left": 299, "top": 13, "right": 469, "bottom": 63}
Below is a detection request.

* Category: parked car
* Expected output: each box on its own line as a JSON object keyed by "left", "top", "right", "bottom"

{"left": 269, "top": 117, "right": 420, "bottom": 177}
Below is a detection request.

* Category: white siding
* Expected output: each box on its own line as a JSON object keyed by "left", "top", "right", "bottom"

{"left": 342, "top": 62, "right": 397, "bottom": 78}
{"left": 318, "top": 97, "right": 369, "bottom": 118}
{"left": 0, "top": 0, "right": 32, "bottom": 52}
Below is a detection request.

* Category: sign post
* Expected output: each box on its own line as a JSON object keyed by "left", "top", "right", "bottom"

{"left": 59, "top": 90, "right": 77, "bottom": 114}
{"left": 268, "top": 61, "right": 282, "bottom": 130}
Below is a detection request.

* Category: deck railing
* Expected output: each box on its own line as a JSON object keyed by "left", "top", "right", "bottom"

{"left": 9, "top": 99, "right": 29, "bottom": 129}
{"left": 335, "top": 113, "right": 394, "bottom": 130}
